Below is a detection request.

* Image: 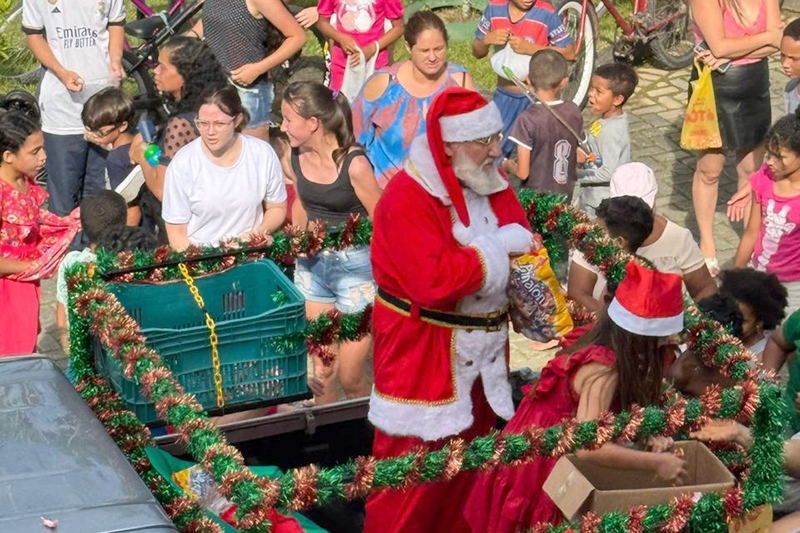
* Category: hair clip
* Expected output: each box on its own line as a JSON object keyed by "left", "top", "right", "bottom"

{"left": 331, "top": 89, "right": 340, "bottom": 100}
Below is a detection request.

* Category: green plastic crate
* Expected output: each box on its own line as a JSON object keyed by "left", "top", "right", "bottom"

{"left": 93, "top": 260, "right": 309, "bottom": 424}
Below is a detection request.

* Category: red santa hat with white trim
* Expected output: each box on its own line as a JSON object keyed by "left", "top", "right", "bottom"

{"left": 607, "top": 261, "right": 684, "bottom": 336}
{"left": 425, "top": 88, "right": 504, "bottom": 226}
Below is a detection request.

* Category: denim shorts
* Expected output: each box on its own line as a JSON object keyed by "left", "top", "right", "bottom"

{"left": 235, "top": 80, "right": 274, "bottom": 128}
{"left": 294, "top": 247, "right": 376, "bottom": 313}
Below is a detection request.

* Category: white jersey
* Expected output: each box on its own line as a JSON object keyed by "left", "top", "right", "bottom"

{"left": 23, "top": 0, "right": 125, "bottom": 135}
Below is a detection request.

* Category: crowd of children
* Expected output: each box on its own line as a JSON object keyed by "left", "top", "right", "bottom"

{"left": 8, "top": 1, "right": 800, "bottom": 529}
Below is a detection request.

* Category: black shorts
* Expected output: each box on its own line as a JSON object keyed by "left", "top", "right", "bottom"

{"left": 688, "top": 58, "right": 771, "bottom": 152}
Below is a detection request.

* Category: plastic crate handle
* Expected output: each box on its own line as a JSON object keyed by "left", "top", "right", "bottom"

{"left": 178, "top": 263, "right": 225, "bottom": 408}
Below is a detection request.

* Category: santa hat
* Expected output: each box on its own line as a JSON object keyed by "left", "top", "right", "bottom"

{"left": 607, "top": 261, "right": 684, "bottom": 336}
{"left": 426, "top": 88, "right": 504, "bottom": 226}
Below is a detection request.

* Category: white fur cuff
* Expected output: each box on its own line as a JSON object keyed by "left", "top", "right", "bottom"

{"left": 469, "top": 233, "right": 510, "bottom": 299}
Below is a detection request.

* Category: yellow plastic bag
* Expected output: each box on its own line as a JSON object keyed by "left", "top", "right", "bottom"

{"left": 508, "top": 247, "right": 573, "bottom": 342}
{"left": 680, "top": 62, "right": 722, "bottom": 151}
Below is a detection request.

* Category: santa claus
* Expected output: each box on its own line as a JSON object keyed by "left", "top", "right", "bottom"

{"left": 364, "top": 88, "right": 534, "bottom": 533}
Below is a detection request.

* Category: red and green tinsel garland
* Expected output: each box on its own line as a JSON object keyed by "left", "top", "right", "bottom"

{"left": 67, "top": 192, "right": 788, "bottom": 533}
{"left": 95, "top": 214, "right": 372, "bottom": 283}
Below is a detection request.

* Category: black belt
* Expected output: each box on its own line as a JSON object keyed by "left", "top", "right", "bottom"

{"left": 578, "top": 182, "right": 611, "bottom": 188}
{"left": 377, "top": 288, "right": 508, "bottom": 332}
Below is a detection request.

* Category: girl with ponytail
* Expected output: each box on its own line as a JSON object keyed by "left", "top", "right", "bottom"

{"left": 281, "top": 81, "right": 382, "bottom": 405}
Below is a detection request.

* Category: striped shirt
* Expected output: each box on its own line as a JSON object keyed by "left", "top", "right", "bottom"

{"left": 475, "top": 0, "right": 571, "bottom": 47}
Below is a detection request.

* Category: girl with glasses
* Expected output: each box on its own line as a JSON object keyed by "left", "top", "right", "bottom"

{"left": 161, "top": 86, "right": 287, "bottom": 250}
{"left": 129, "top": 36, "right": 229, "bottom": 243}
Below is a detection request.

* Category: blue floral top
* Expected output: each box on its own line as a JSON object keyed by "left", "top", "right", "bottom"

{"left": 352, "top": 62, "right": 468, "bottom": 189}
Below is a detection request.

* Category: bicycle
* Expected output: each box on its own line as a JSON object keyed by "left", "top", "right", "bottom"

{"left": 0, "top": 0, "right": 190, "bottom": 83}
{"left": 123, "top": 0, "right": 327, "bottom": 123}
{"left": 554, "top": 0, "right": 693, "bottom": 108}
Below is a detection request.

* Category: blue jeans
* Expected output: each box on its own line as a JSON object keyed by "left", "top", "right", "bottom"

{"left": 235, "top": 80, "right": 274, "bottom": 129}
{"left": 43, "top": 133, "right": 106, "bottom": 216}
{"left": 294, "top": 247, "right": 375, "bottom": 313}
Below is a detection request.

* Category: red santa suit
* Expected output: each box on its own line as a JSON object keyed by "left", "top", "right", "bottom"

{"left": 364, "top": 88, "right": 534, "bottom": 533}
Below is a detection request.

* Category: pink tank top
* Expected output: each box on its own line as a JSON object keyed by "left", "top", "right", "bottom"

{"left": 693, "top": 0, "right": 767, "bottom": 66}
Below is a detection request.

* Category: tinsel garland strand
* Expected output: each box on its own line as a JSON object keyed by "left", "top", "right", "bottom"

{"left": 65, "top": 280, "right": 222, "bottom": 533}
{"left": 96, "top": 214, "right": 372, "bottom": 283}
{"left": 68, "top": 192, "right": 788, "bottom": 533}
{"left": 70, "top": 266, "right": 775, "bottom": 514}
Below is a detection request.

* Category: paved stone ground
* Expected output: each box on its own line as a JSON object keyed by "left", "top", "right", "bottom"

{"left": 37, "top": 4, "right": 800, "bottom": 377}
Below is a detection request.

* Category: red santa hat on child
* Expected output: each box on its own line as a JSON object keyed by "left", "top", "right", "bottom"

{"left": 425, "top": 88, "right": 504, "bottom": 226}
{"left": 607, "top": 261, "right": 684, "bottom": 336}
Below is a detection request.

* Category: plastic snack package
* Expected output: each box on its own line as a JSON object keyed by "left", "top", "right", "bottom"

{"left": 173, "top": 465, "right": 239, "bottom": 526}
{"left": 508, "top": 246, "right": 574, "bottom": 342}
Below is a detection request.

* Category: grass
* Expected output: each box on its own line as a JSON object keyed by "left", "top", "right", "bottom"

{"left": 0, "top": 0, "right": 631, "bottom": 100}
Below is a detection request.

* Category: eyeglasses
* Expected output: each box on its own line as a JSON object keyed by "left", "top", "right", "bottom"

{"left": 470, "top": 132, "right": 503, "bottom": 146}
{"left": 194, "top": 118, "right": 236, "bottom": 131}
{"left": 84, "top": 125, "right": 118, "bottom": 138}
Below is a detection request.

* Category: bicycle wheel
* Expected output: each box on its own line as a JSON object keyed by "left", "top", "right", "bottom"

{"left": 0, "top": 0, "right": 41, "bottom": 83}
{"left": 554, "top": 0, "right": 597, "bottom": 109}
{"left": 647, "top": 0, "right": 694, "bottom": 70}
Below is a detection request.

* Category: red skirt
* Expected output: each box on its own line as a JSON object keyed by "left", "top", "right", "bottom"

{"left": 0, "top": 277, "right": 40, "bottom": 356}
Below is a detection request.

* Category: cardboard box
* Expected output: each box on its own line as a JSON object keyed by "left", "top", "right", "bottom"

{"left": 728, "top": 504, "right": 772, "bottom": 533}
{"left": 543, "top": 441, "right": 735, "bottom": 521}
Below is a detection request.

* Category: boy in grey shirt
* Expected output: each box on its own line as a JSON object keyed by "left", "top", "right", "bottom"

{"left": 575, "top": 63, "right": 638, "bottom": 218}
{"left": 782, "top": 19, "right": 800, "bottom": 115}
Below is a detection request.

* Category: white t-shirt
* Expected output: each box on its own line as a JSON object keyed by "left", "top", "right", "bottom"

{"left": 570, "top": 219, "right": 706, "bottom": 298}
{"left": 162, "top": 135, "right": 288, "bottom": 246}
{"left": 23, "top": 0, "right": 125, "bottom": 134}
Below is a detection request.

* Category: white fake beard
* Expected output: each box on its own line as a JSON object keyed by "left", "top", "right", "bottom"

{"left": 451, "top": 149, "right": 505, "bottom": 197}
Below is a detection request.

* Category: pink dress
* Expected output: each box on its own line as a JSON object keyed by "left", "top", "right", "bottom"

{"left": 0, "top": 178, "right": 79, "bottom": 356}
{"left": 464, "top": 333, "right": 617, "bottom": 533}
{"left": 317, "top": 0, "right": 404, "bottom": 90}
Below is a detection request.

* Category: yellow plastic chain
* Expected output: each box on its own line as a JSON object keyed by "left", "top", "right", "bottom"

{"left": 178, "top": 263, "right": 224, "bottom": 408}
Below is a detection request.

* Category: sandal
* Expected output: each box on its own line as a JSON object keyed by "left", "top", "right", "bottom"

{"left": 704, "top": 257, "right": 720, "bottom": 277}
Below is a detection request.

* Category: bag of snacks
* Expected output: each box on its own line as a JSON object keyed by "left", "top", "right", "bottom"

{"left": 173, "top": 465, "right": 239, "bottom": 526}
{"left": 508, "top": 247, "right": 573, "bottom": 342}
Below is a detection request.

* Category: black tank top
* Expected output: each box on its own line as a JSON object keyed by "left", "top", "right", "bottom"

{"left": 292, "top": 148, "right": 370, "bottom": 228}
{"left": 203, "top": 0, "right": 274, "bottom": 82}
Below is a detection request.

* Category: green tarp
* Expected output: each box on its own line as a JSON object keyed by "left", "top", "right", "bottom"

{"left": 146, "top": 447, "right": 328, "bottom": 533}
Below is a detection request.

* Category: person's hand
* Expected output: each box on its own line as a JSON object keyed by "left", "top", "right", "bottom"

{"left": 230, "top": 62, "right": 264, "bottom": 87}
{"left": 509, "top": 35, "right": 537, "bottom": 55}
{"left": 501, "top": 157, "right": 518, "bottom": 175}
{"left": 109, "top": 60, "right": 125, "bottom": 81}
{"left": 767, "top": 23, "right": 786, "bottom": 48}
{"left": 695, "top": 49, "right": 729, "bottom": 71}
{"left": 690, "top": 419, "right": 753, "bottom": 448}
{"left": 727, "top": 183, "right": 752, "bottom": 222}
{"left": 495, "top": 223, "right": 534, "bottom": 256}
{"left": 129, "top": 133, "right": 147, "bottom": 166}
{"left": 308, "top": 376, "right": 325, "bottom": 397}
{"left": 57, "top": 70, "right": 84, "bottom": 92}
{"left": 653, "top": 452, "right": 687, "bottom": 484}
{"left": 295, "top": 6, "right": 319, "bottom": 29}
{"left": 484, "top": 28, "right": 510, "bottom": 46}
{"left": 348, "top": 50, "right": 363, "bottom": 67}
{"left": 647, "top": 436, "right": 674, "bottom": 454}
{"left": 339, "top": 35, "right": 361, "bottom": 56}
